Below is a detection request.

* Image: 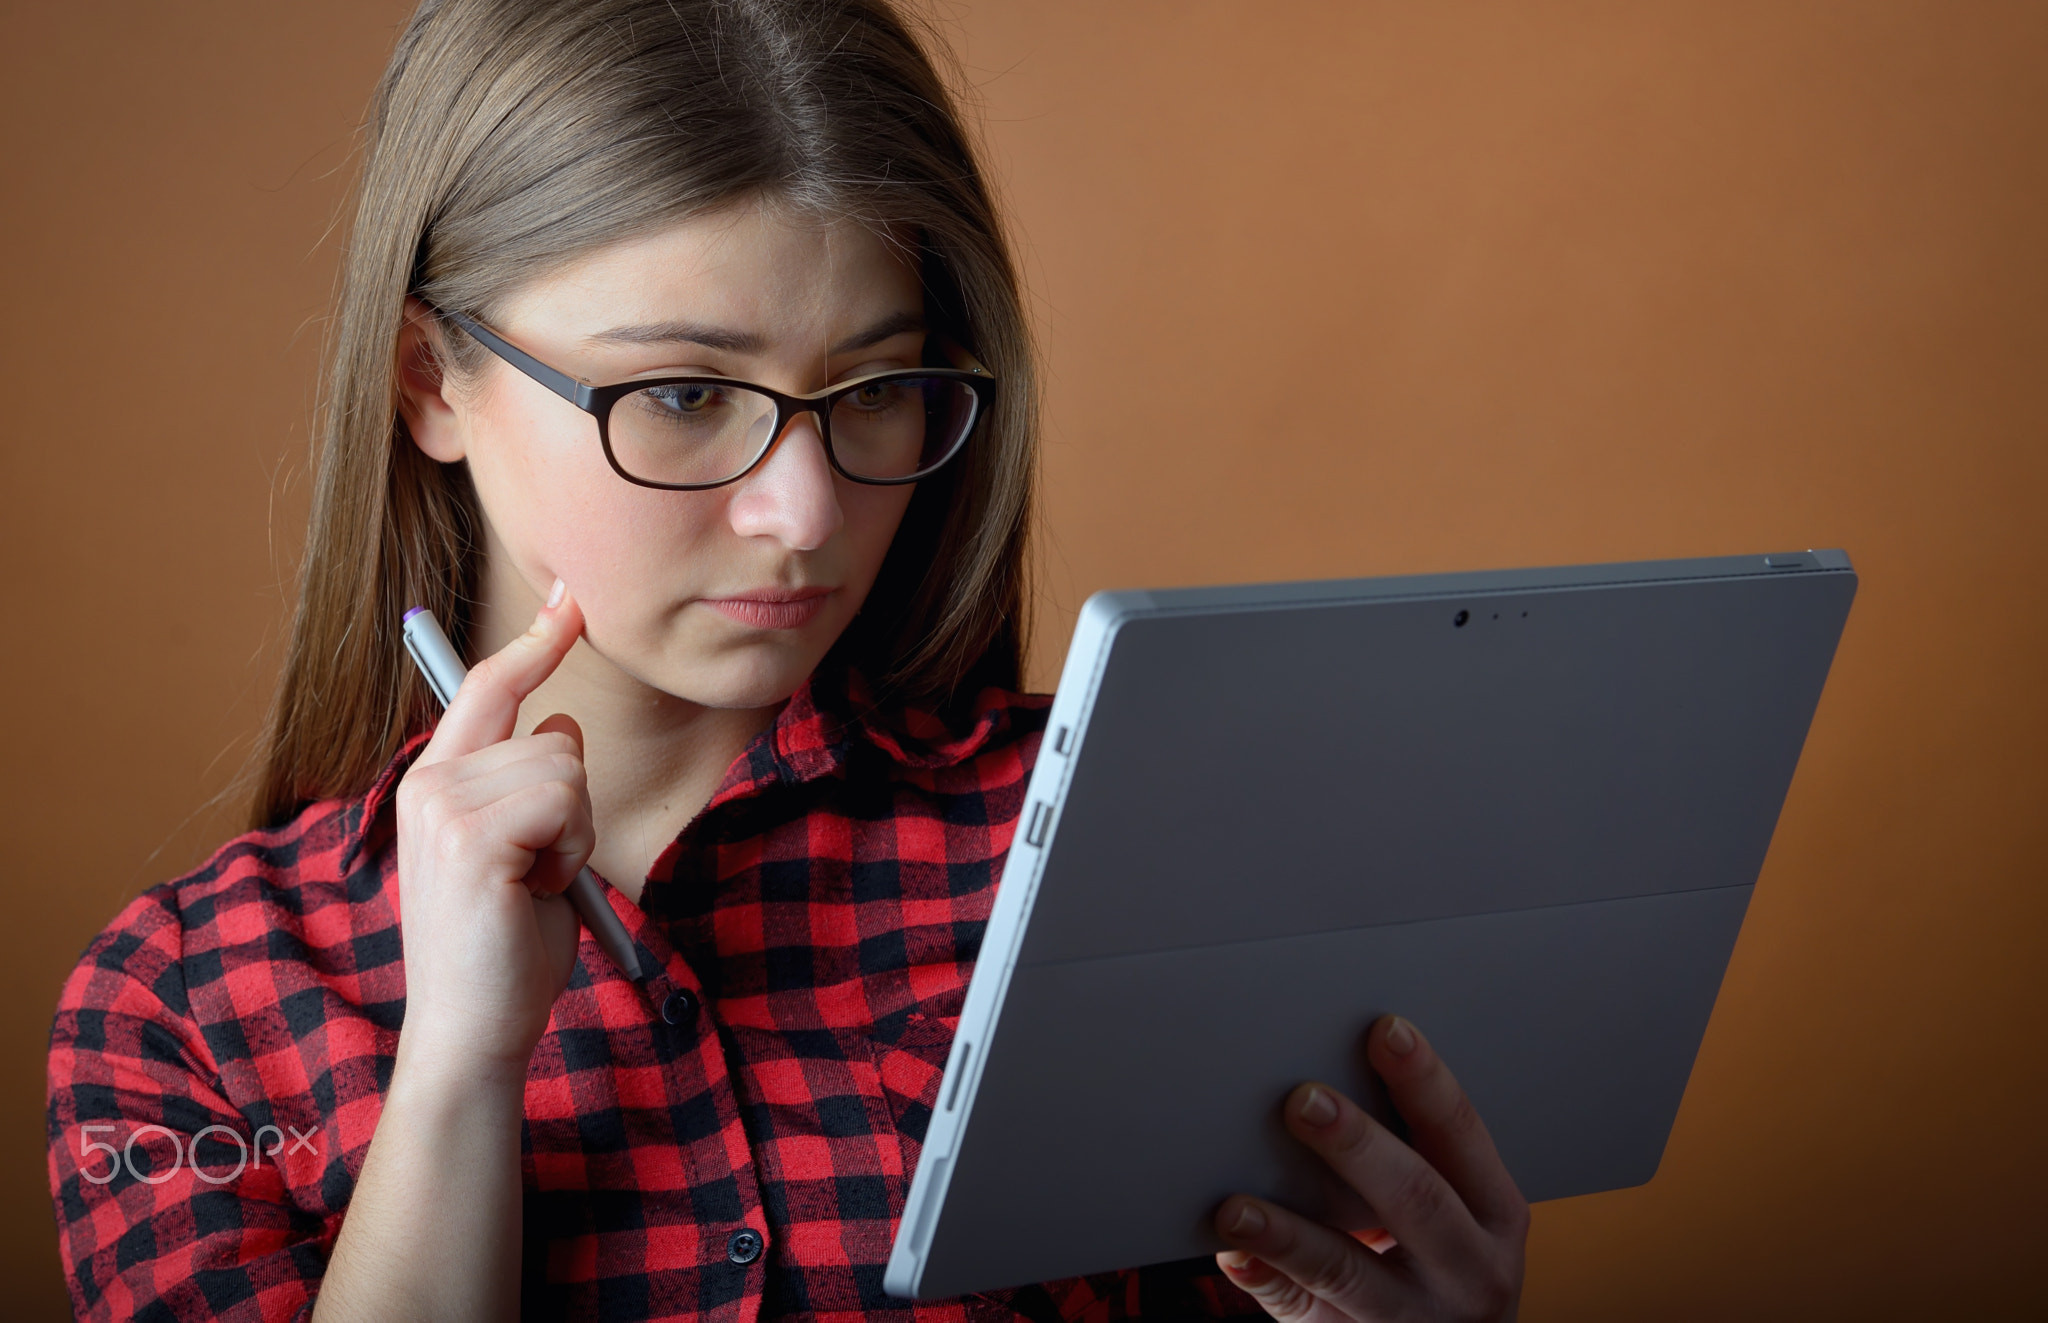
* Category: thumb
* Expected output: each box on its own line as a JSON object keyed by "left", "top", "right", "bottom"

{"left": 419, "top": 579, "right": 584, "bottom": 765}
{"left": 530, "top": 710, "right": 584, "bottom": 756}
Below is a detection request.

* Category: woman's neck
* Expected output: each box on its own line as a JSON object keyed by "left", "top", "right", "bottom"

{"left": 467, "top": 567, "right": 781, "bottom": 905}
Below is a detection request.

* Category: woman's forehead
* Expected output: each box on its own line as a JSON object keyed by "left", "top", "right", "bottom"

{"left": 505, "top": 201, "right": 922, "bottom": 356}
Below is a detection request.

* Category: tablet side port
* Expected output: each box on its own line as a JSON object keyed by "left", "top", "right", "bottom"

{"left": 945, "top": 1042, "right": 972, "bottom": 1111}
{"left": 910, "top": 1155, "right": 950, "bottom": 1251}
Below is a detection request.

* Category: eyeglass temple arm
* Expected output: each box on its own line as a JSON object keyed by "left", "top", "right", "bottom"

{"left": 440, "top": 307, "right": 599, "bottom": 412}
{"left": 931, "top": 334, "right": 992, "bottom": 378}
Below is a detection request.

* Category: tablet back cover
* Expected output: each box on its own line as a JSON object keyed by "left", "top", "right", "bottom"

{"left": 891, "top": 553, "right": 1856, "bottom": 1298}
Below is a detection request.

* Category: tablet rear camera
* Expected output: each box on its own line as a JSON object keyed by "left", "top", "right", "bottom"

{"left": 1453, "top": 609, "right": 1469, "bottom": 627}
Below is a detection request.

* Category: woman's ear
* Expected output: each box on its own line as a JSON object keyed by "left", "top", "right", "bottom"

{"left": 396, "top": 296, "right": 466, "bottom": 463}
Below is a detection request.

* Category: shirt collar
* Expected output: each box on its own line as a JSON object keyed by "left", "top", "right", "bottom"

{"left": 339, "top": 662, "right": 1022, "bottom": 869}
{"left": 338, "top": 729, "right": 433, "bottom": 874}
{"left": 704, "top": 660, "right": 1022, "bottom": 809}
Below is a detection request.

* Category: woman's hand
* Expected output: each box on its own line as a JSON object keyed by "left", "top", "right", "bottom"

{"left": 1214, "top": 1016, "right": 1529, "bottom": 1322}
{"left": 320, "top": 584, "right": 592, "bottom": 1320}
{"left": 392, "top": 581, "right": 591, "bottom": 1076}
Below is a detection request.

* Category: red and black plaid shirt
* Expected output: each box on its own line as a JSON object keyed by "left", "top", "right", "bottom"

{"left": 48, "top": 664, "right": 1260, "bottom": 1322}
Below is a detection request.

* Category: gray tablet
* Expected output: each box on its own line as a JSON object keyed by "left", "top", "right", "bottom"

{"left": 883, "top": 551, "right": 1856, "bottom": 1300}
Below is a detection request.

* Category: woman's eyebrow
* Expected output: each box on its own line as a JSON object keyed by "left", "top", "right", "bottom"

{"left": 584, "top": 320, "right": 768, "bottom": 354}
{"left": 829, "top": 310, "right": 924, "bottom": 356}
{"left": 581, "top": 310, "right": 924, "bottom": 358}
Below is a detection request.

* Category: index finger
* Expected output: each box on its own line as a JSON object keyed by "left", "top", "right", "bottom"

{"left": 417, "top": 579, "right": 584, "bottom": 766}
{"left": 1368, "top": 1015, "right": 1528, "bottom": 1235}
{"left": 1277, "top": 1079, "right": 1493, "bottom": 1274}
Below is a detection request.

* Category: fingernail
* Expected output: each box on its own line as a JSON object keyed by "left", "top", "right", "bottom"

{"left": 1297, "top": 1085, "right": 1338, "bottom": 1127}
{"left": 1227, "top": 1200, "right": 1267, "bottom": 1238}
{"left": 1386, "top": 1016, "right": 1417, "bottom": 1057}
{"left": 547, "top": 578, "right": 566, "bottom": 609}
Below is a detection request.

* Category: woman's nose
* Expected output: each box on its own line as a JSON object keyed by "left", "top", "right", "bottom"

{"left": 725, "top": 410, "right": 844, "bottom": 550}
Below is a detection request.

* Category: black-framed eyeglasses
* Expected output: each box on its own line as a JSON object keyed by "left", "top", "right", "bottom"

{"left": 433, "top": 306, "right": 996, "bottom": 490}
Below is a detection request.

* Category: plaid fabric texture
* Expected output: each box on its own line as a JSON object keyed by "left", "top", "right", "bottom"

{"left": 48, "top": 664, "right": 1262, "bottom": 1322}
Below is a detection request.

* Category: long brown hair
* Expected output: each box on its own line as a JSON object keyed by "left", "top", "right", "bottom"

{"left": 252, "top": 0, "right": 1037, "bottom": 828}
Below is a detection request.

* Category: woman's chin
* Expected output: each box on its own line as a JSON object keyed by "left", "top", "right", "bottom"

{"left": 641, "top": 639, "right": 829, "bottom": 712}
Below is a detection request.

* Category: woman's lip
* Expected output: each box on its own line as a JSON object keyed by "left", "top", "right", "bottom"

{"left": 701, "top": 589, "right": 833, "bottom": 630}
{"left": 706, "top": 587, "right": 833, "bottom": 604}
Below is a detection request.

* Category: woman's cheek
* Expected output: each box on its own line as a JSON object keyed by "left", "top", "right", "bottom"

{"left": 544, "top": 503, "right": 703, "bottom": 628}
{"left": 492, "top": 471, "right": 620, "bottom": 596}
{"left": 467, "top": 401, "right": 620, "bottom": 583}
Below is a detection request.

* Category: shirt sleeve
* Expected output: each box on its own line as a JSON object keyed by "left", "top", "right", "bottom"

{"left": 48, "top": 887, "right": 328, "bottom": 1323}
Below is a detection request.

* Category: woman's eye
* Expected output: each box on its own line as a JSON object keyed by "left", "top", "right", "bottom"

{"left": 849, "top": 381, "right": 901, "bottom": 410}
{"left": 645, "top": 383, "right": 724, "bottom": 414}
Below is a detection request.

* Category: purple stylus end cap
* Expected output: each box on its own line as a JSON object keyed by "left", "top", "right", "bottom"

{"left": 403, "top": 606, "right": 428, "bottom": 623}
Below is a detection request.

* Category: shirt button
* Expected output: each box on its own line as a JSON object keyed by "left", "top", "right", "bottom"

{"left": 661, "top": 990, "right": 697, "bottom": 1026}
{"left": 727, "top": 1228, "right": 764, "bottom": 1265}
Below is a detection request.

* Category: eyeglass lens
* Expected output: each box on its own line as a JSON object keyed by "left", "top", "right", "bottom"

{"left": 609, "top": 377, "right": 979, "bottom": 486}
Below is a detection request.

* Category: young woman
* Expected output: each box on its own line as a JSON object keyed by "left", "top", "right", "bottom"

{"left": 47, "top": 1, "right": 1529, "bottom": 1319}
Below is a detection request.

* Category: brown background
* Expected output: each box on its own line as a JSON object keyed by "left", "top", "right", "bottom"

{"left": 2, "top": 1, "right": 2042, "bottom": 1316}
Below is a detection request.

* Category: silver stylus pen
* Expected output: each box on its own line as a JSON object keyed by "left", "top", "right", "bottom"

{"left": 401, "top": 606, "right": 643, "bottom": 980}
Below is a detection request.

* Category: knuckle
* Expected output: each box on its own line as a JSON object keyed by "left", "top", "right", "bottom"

{"left": 1292, "top": 1239, "right": 1372, "bottom": 1302}
{"left": 1294, "top": 1257, "right": 1351, "bottom": 1303}
{"left": 1326, "top": 1104, "right": 1382, "bottom": 1163}
{"left": 436, "top": 812, "right": 488, "bottom": 863}
{"left": 1451, "top": 1256, "right": 1521, "bottom": 1318}
{"left": 425, "top": 789, "right": 468, "bottom": 836}
{"left": 1500, "top": 1192, "right": 1532, "bottom": 1241}
{"left": 467, "top": 654, "right": 505, "bottom": 690}
{"left": 402, "top": 793, "right": 447, "bottom": 839}
{"left": 1388, "top": 1162, "right": 1451, "bottom": 1227}
{"left": 1243, "top": 1272, "right": 1316, "bottom": 1321}
{"left": 395, "top": 766, "right": 440, "bottom": 813}
{"left": 537, "top": 779, "right": 579, "bottom": 816}
{"left": 1442, "top": 1087, "right": 1483, "bottom": 1140}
